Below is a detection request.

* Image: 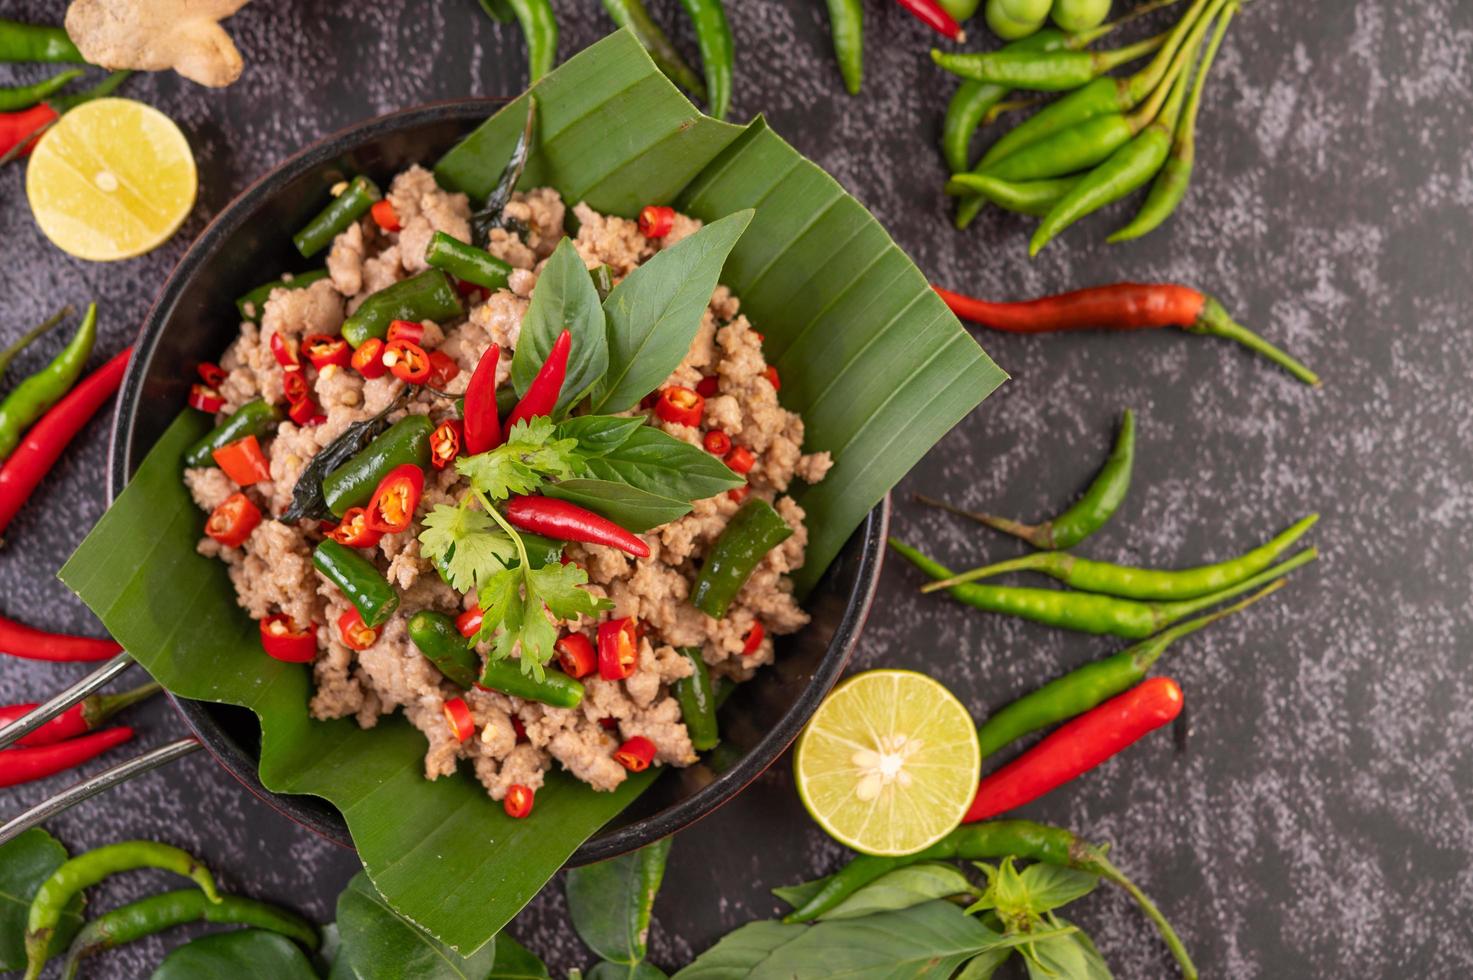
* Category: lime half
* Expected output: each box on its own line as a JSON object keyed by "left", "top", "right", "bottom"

{"left": 795, "top": 669, "right": 981, "bottom": 856}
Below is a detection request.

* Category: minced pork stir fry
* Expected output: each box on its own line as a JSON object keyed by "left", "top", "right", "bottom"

{"left": 181, "top": 163, "right": 831, "bottom": 818}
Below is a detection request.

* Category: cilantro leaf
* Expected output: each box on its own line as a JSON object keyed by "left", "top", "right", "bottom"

{"left": 474, "top": 553, "right": 611, "bottom": 678}
{"left": 477, "top": 565, "right": 524, "bottom": 661}
{"left": 529, "top": 561, "right": 612, "bottom": 621}
{"left": 456, "top": 417, "right": 580, "bottom": 501}
{"left": 418, "top": 502, "right": 516, "bottom": 593}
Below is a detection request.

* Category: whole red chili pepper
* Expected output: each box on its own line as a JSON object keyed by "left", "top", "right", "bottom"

{"left": 0, "top": 726, "right": 134, "bottom": 788}
{"left": 0, "top": 614, "right": 122, "bottom": 663}
{"left": 895, "top": 0, "right": 965, "bottom": 41}
{"left": 0, "top": 347, "right": 129, "bottom": 537}
{"left": 0, "top": 103, "right": 58, "bottom": 160}
{"left": 505, "top": 496, "right": 650, "bottom": 558}
{"left": 935, "top": 283, "right": 1320, "bottom": 386}
{"left": 463, "top": 345, "right": 502, "bottom": 454}
{"left": 0, "top": 683, "right": 160, "bottom": 747}
{"left": 505, "top": 329, "right": 572, "bottom": 431}
{"left": 964, "top": 677, "right": 1184, "bottom": 823}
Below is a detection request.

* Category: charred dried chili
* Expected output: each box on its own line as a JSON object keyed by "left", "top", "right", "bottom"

{"left": 0, "top": 614, "right": 121, "bottom": 662}
{"left": 293, "top": 175, "right": 381, "bottom": 258}
{"left": 692, "top": 498, "right": 795, "bottom": 618}
{"left": 313, "top": 539, "right": 399, "bottom": 628}
{"left": 0, "top": 346, "right": 129, "bottom": 537}
{"left": 259, "top": 614, "right": 317, "bottom": 663}
{"left": 937, "top": 282, "right": 1321, "bottom": 385}
{"left": 505, "top": 495, "right": 650, "bottom": 557}
{"left": 505, "top": 329, "right": 571, "bottom": 429}
{"left": 205, "top": 492, "right": 262, "bottom": 547}
{"left": 0, "top": 727, "right": 133, "bottom": 791}
{"left": 322, "top": 414, "right": 433, "bottom": 517}
{"left": 0, "top": 683, "right": 159, "bottom": 747}
{"left": 598, "top": 617, "right": 639, "bottom": 680}
{"left": 0, "top": 302, "right": 96, "bottom": 460}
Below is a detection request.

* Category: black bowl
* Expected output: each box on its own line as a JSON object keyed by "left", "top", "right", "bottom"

{"left": 108, "top": 100, "right": 888, "bottom": 864}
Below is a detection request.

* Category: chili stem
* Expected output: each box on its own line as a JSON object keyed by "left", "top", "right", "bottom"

{"left": 1100, "top": 858, "right": 1199, "bottom": 979}
{"left": 0, "top": 306, "right": 71, "bottom": 378}
{"left": 1129, "top": 580, "right": 1283, "bottom": 672}
{"left": 1192, "top": 298, "right": 1321, "bottom": 386}
{"left": 1127, "top": 0, "right": 1227, "bottom": 132}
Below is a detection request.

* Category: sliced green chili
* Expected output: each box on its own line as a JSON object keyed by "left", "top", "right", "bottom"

{"left": 0, "top": 68, "right": 81, "bottom": 111}
{"left": 234, "top": 269, "right": 329, "bottom": 323}
{"left": 183, "top": 400, "right": 283, "bottom": 469}
{"left": 604, "top": 0, "right": 708, "bottom": 98}
{"left": 0, "top": 19, "right": 85, "bottom": 62}
{"left": 824, "top": 0, "right": 863, "bottom": 96}
{"left": 674, "top": 646, "right": 718, "bottom": 751}
{"left": 407, "top": 610, "right": 481, "bottom": 689}
{"left": 0, "top": 305, "right": 70, "bottom": 380}
{"left": 0, "top": 303, "right": 94, "bottom": 460}
{"left": 691, "top": 498, "right": 794, "bottom": 619}
{"left": 340, "top": 269, "right": 464, "bottom": 348}
{"left": 677, "top": 0, "right": 734, "bottom": 120}
{"left": 61, "top": 890, "right": 317, "bottom": 980}
{"left": 945, "top": 172, "right": 1078, "bottom": 217}
{"left": 313, "top": 540, "right": 399, "bottom": 628}
{"left": 424, "top": 232, "right": 513, "bottom": 293}
{"left": 292, "top": 176, "right": 380, "bottom": 258}
{"left": 321, "top": 414, "right": 433, "bottom": 517}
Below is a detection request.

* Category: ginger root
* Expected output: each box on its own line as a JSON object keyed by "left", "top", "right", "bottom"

{"left": 65, "top": 0, "right": 251, "bottom": 88}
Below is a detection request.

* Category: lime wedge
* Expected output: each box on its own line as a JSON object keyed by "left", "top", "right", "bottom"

{"left": 26, "top": 97, "right": 196, "bottom": 262}
{"left": 795, "top": 669, "right": 981, "bottom": 856}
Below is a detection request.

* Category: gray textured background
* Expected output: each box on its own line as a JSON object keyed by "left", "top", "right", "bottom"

{"left": 2, "top": 1, "right": 1469, "bottom": 976}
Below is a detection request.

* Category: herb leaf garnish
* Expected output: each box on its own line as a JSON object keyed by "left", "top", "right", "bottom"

{"left": 512, "top": 238, "right": 609, "bottom": 418}
{"left": 470, "top": 98, "right": 535, "bottom": 247}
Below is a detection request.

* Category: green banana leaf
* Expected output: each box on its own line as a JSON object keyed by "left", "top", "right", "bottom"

{"left": 62, "top": 27, "right": 1004, "bottom": 962}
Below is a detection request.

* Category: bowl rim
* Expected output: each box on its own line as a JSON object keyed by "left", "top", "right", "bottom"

{"left": 107, "top": 98, "right": 889, "bottom": 864}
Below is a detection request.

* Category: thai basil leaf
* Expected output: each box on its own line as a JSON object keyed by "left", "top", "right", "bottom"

{"left": 671, "top": 921, "right": 805, "bottom": 980}
{"left": 512, "top": 238, "right": 608, "bottom": 417}
{"left": 1017, "top": 863, "right": 1099, "bottom": 915}
{"left": 956, "top": 948, "right": 1013, "bottom": 980}
{"left": 489, "top": 933, "right": 550, "bottom": 978}
{"left": 470, "top": 100, "right": 535, "bottom": 246}
{"left": 589, "top": 210, "right": 753, "bottom": 413}
{"left": 1022, "top": 922, "right": 1112, "bottom": 980}
{"left": 151, "top": 930, "right": 318, "bottom": 980}
{"left": 334, "top": 871, "right": 498, "bottom": 979}
{"left": 544, "top": 479, "right": 691, "bottom": 533}
{"left": 0, "top": 829, "right": 83, "bottom": 971}
{"left": 818, "top": 864, "right": 973, "bottom": 921}
{"left": 556, "top": 415, "right": 647, "bottom": 458}
{"left": 279, "top": 393, "right": 406, "bottom": 522}
{"left": 566, "top": 838, "right": 672, "bottom": 965}
{"left": 580, "top": 426, "right": 741, "bottom": 502}
{"left": 770, "top": 876, "right": 832, "bottom": 912}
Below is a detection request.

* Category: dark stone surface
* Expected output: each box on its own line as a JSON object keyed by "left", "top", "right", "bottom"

{"left": 2, "top": 1, "right": 1469, "bottom": 976}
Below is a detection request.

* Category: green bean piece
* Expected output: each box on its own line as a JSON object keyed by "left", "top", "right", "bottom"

{"left": 313, "top": 540, "right": 399, "bottom": 628}
{"left": 480, "top": 658, "right": 585, "bottom": 708}
{"left": 407, "top": 610, "right": 481, "bottom": 688}
{"left": 929, "top": 514, "right": 1318, "bottom": 600}
{"left": 0, "top": 19, "right": 85, "bottom": 62}
{"left": 824, "top": 0, "right": 863, "bottom": 96}
{"left": 423, "top": 231, "right": 513, "bottom": 293}
{"left": 922, "top": 409, "right": 1134, "bottom": 550}
{"left": 61, "top": 890, "right": 317, "bottom": 980}
{"left": 931, "top": 31, "right": 1164, "bottom": 91}
{"left": 677, "top": 0, "right": 734, "bottom": 120}
{"left": 0, "top": 68, "right": 82, "bottom": 111}
{"left": 234, "top": 269, "right": 329, "bottom": 323}
{"left": 603, "top": 0, "right": 708, "bottom": 98}
{"left": 340, "top": 269, "right": 464, "bottom": 348}
{"left": 321, "top": 414, "right": 433, "bottom": 517}
{"left": 24, "top": 842, "right": 220, "bottom": 980}
{"left": 0, "top": 303, "right": 96, "bottom": 460}
{"left": 674, "top": 646, "right": 719, "bottom": 751}
{"left": 0, "top": 305, "right": 70, "bottom": 380}
{"left": 292, "top": 176, "right": 381, "bottom": 258}
{"left": 506, "top": 0, "right": 558, "bottom": 82}
{"left": 183, "top": 400, "right": 283, "bottom": 469}
{"left": 946, "top": 173, "right": 1078, "bottom": 217}
{"left": 1109, "top": 0, "right": 1234, "bottom": 244}
{"left": 691, "top": 498, "right": 794, "bottom": 619}
{"left": 1189, "top": 297, "right": 1321, "bottom": 387}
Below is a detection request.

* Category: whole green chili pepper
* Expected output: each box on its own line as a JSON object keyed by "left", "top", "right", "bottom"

{"left": 0, "top": 303, "right": 96, "bottom": 460}
{"left": 0, "top": 305, "right": 70, "bottom": 380}
{"left": 674, "top": 646, "right": 718, "bottom": 751}
{"left": 931, "top": 31, "right": 1164, "bottom": 91}
{"left": 235, "top": 269, "right": 329, "bottom": 323}
{"left": 24, "top": 841, "right": 221, "bottom": 980}
{"left": 604, "top": 0, "right": 707, "bottom": 98}
{"left": 976, "top": 582, "right": 1280, "bottom": 760}
{"left": 929, "top": 513, "right": 1318, "bottom": 600}
{"left": 921, "top": 409, "right": 1133, "bottom": 550}
{"left": 0, "top": 19, "right": 85, "bottom": 62}
{"left": 505, "top": 0, "right": 559, "bottom": 82}
{"left": 340, "top": 269, "right": 464, "bottom": 348}
{"left": 47, "top": 69, "right": 129, "bottom": 112}
{"left": 824, "top": 0, "right": 863, "bottom": 96}
{"left": 0, "top": 68, "right": 81, "bottom": 111}
{"left": 691, "top": 498, "right": 794, "bottom": 619}
{"left": 424, "top": 231, "right": 513, "bottom": 293}
{"left": 480, "top": 657, "right": 585, "bottom": 708}
{"left": 313, "top": 539, "right": 399, "bottom": 628}
{"left": 891, "top": 538, "right": 1317, "bottom": 638}
{"left": 183, "top": 399, "right": 283, "bottom": 469}
{"left": 677, "top": 0, "right": 735, "bottom": 120}
{"left": 60, "top": 890, "right": 317, "bottom": 980}
{"left": 1108, "top": 0, "right": 1233, "bottom": 243}
{"left": 946, "top": 172, "right": 1078, "bottom": 217}
{"left": 292, "top": 175, "right": 380, "bottom": 258}
{"left": 407, "top": 610, "right": 481, "bottom": 688}
{"left": 321, "top": 414, "right": 433, "bottom": 517}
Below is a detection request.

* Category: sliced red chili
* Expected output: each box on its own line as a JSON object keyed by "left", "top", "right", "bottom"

{"left": 213, "top": 435, "right": 272, "bottom": 486}
{"left": 638, "top": 205, "right": 675, "bottom": 239}
{"left": 386, "top": 319, "right": 425, "bottom": 345}
{"left": 456, "top": 606, "right": 484, "bottom": 639}
{"left": 430, "top": 419, "right": 463, "bottom": 471}
{"left": 763, "top": 365, "right": 781, "bottom": 391}
{"left": 282, "top": 367, "right": 310, "bottom": 405}
{"left": 696, "top": 375, "right": 719, "bottom": 397}
{"left": 337, "top": 608, "right": 378, "bottom": 652}
{"left": 197, "top": 362, "right": 227, "bottom": 388}
{"left": 384, "top": 339, "right": 432, "bottom": 384}
{"left": 303, "top": 334, "right": 351, "bottom": 370}
{"left": 443, "top": 696, "right": 475, "bottom": 743}
{"left": 613, "top": 735, "right": 656, "bottom": 772}
{"left": 205, "top": 492, "right": 261, "bottom": 548}
{"left": 504, "top": 783, "right": 534, "bottom": 819}
{"left": 597, "top": 618, "right": 639, "bottom": 681}
{"left": 703, "top": 429, "right": 731, "bottom": 455}
{"left": 453, "top": 277, "right": 490, "bottom": 303}
{"left": 653, "top": 385, "right": 704, "bottom": 427}
{"left": 351, "top": 338, "right": 388, "bottom": 380}
{"left": 371, "top": 199, "right": 401, "bottom": 232}
{"left": 365, "top": 463, "right": 425, "bottom": 534}
{"left": 727, "top": 485, "right": 750, "bottom": 503}
{"left": 427, "top": 350, "right": 460, "bottom": 388}
{"left": 287, "top": 398, "right": 318, "bottom": 427}
{"left": 742, "top": 621, "right": 765, "bottom": 656}
{"left": 512, "top": 716, "right": 527, "bottom": 741}
{"left": 555, "top": 633, "right": 596, "bottom": 679}
{"left": 329, "top": 507, "right": 382, "bottom": 549}
{"left": 187, "top": 384, "right": 224, "bottom": 413}
{"left": 269, "top": 331, "right": 299, "bottom": 368}
{"left": 260, "top": 614, "right": 317, "bottom": 663}
{"left": 724, "top": 445, "right": 755, "bottom": 475}
{"left": 598, "top": 717, "right": 618, "bottom": 731}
